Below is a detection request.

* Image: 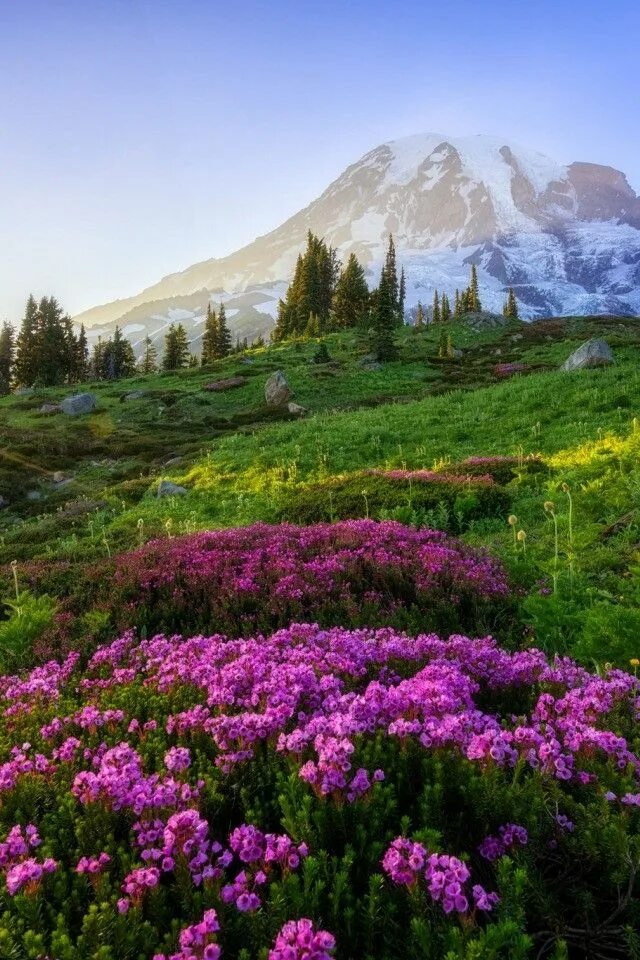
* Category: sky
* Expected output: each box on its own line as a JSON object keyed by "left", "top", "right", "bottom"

{"left": 1, "top": 0, "right": 639, "bottom": 324}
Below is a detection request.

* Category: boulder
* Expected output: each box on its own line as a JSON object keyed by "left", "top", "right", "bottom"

{"left": 359, "top": 353, "right": 383, "bottom": 371}
{"left": 40, "top": 402, "right": 61, "bottom": 415}
{"left": 26, "top": 490, "right": 42, "bottom": 501}
{"left": 203, "top": 377, "right": 248, "bottom": 392}
{"left": 61, "top": 393, "right": 97, "bottom": 416}
{"left": 287, "top": 402, "right": 307, "bottom": 416}
{"left": 122, "top": 390, "right": 146, "bottom": 402}
{"left": 14, "top": 387, "right": 33, "bottom": 396}
{"left": 52, "top": 471, "right": 69, "bottom": 484}
{"left": 0, "top": 496, "right": 8, "bottom": 509}
{"left": 562, "top": 339, "right": 614, "bottom": 371}
{"left": 157, "top": 480, "right": 188, "bottom": 498}
{"left": 265, "top": 370, "right": 292, "bottom": 406}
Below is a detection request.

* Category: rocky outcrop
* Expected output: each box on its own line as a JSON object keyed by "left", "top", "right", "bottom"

{"left": 203, "top": 377, "right": 248, "bottom": 392}
{"left": 265, "top": 371, "right": 292, "bottom": 406}
{"left": 157, "top": 480, "right": 188, "bottom": 497}
{"left": 61, "top": 393, "right": 97, "bottom": 416}
{"left": 561, "top": 339, "right": 614, "bottom": 371}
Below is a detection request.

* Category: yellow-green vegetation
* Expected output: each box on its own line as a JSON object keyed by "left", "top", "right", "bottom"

{"left": 1, "top": 314, "right": 639, "bottom": 664}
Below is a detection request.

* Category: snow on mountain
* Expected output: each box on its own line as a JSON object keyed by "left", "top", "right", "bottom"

{"left": 75, "top": 132, "right": 640, "bottom": 350}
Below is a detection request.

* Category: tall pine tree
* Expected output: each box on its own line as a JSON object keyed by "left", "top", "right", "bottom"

{"left": 398, "top": 267, "right": 406, "bottom": 324}
{"left": 139, "top": 336, "right": 158, "bottom": 374}
{"left": 414, "top": 301, "right": 425, "bottom": 328}
{"left": 216, "top": 303, "right": 232, "bottom": 358}
{"left": 0, "top": 323, "right": 15, "bottom": 394}
{"left": 331, "top": 253, "right": 369, "bottom": 329}
{"left": 201, "top": 304, "right": 219, "bottom": 365}
{"left": 372, "top": 266, "right": 398, "bottom": 361}
{"left": 432, "top": 290, "right": 441, "bottom": 324}
{"left": 503, "top": 287, "right": 519, "bottom": 320}
{"left": 272, "top": 233, "right": 339, "bottom": 341}
{"left": 163, "top": 323, "right": 191, "bottom": 371}
{"left": 15, "top": 295, "right": 40, "bottom": 386}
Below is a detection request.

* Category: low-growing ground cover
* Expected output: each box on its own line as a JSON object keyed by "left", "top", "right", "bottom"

{"left": 0, "top": 316, "right": 639, "bottom": 957}
{"left": 0, "top": 622, "right": 639, "bottom": 957}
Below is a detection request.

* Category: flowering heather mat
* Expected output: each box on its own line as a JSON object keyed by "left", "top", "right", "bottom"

{"left": 71, "top": 520, "right": 510, "bottom": 646}
{"left": 0, "top": 622, "right": 639, "bottom": 956}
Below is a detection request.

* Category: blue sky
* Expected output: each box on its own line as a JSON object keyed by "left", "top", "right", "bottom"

{"left": 1, "top": 0, "right": 639, "bottom": 322}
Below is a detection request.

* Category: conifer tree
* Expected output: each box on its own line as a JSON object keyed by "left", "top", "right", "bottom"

{"left": 331, "top": 253, "right": 369, "bottom": 329}
{"left": 74, "top": 324, "right": 89, "bottom": 382}
{"left": 0, "top": 322, "right": 15, "bottom": 394}
{"left": 201, "top": 304, "right": 219, "bottom": 365}
{"left": 454, "top": 289, "right": 462, "bottom": 320}
{"left": 415, "top": 302, "right": 425, "bottom": 328}
{"left": 216, "top": 303, "right": 232, "bottom": 358}
{"left": 162, "top": 323, "right": 190, "bottom": 371}
{"left": 441, "top": 293, "right": 451, "bottom": 324}
{"left": 384, "top": 235, "right": 399, "bottom": 317}
{"left": 398, "top": 267, "right": 406, "bottom": 324}
{"left": 139, "top": 336, "right": 158, "bottom": 374}
{"left": 438, "top": 329, "right": 447, "bottom": 358}
{"left": 469, "top": 264, "right": 481, "bottom": 312}
{"left": 37, "top": 297, "right": 68, "bottom": 386}
{"left": 503, "top": 287, "right": 519, "bottom": 320}
{"left": 432, "top": 290, "right": 441, "bottom": 324}
{"left": 272, "top": 234, "right": 339, "bottom": 341}
{"left": 372, "top": 266, "right": 398, "bottom": 361}
{"left": 14, "top": 295, "right": 39, "bottom": 387}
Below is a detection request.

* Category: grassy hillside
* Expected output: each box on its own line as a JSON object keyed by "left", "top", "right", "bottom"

{"left": 1, "top": 314, "right": 640, "bottom": 958}
{"left": 1, "top": 314, "right": 638, "bottom": 663}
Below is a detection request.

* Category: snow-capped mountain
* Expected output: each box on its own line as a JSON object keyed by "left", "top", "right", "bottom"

{"left": 75, "top": 133, "right": 640, "bottom": 349}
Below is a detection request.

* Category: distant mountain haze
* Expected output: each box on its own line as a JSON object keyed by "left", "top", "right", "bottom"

{"left": 74, "top": 133, "right": 640, "bottom": 352}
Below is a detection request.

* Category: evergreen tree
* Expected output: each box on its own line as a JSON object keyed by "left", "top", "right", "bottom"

{"left": 503, "top": 287, "right": 519, "bottom": 321}
{"left": 446, "top": 334, "right": 455, "bottom": 359}
{"left": 331, "top": 253, "right": 369, "bottom": 329}
{"left": 438, "top": 329, "right": 447, "bottom": 358}
{"left": 37, "top": 297, "right": 68, "bottom": 386}
{"left": 216, "top": 304, "right": 232, "bottom": 358}
{"left": 0, "top": 322, "right": 15, "bottom": 394}
{"left": 384, "top": 235, "right": 399, "bottom": 318}
{"left": 469, "top": 264, "right": 481, "bottom": 312}
{"left": 372, "top": 266, "right": 398, "bottom": 361}
{"left": 272, "top": 234, "right": 339, "bottom": 341}
{"left": 441, "top": 293, "right": 451, "bottom": 324}
{"left": 201, "top": 304, "right": 219, "bottom": 365}
{"left": 139, "top": 336, "right": 158, "bottom": 375}
{"left": 415, "top": 302, "right": 425, "bottom": 328}
{"left": 312, "top": 341, "right": 331, "bottom": 364}
{"left": 14, "top": 294, "right": 39, "bottom": 387}
{"left": 432, "top": 290, "right": 441, "bottom": 324}
{"left": 74, "top": 324, "right": 89, "bottom": 382}
{"left": 398, "top": 267, "right": 406, "bottom": 324}
{"left": 162, "top": 323, "right": 191, "bottom": 371}
{"left": 101, "top": 326, "right": 136, "bottom": 380}
{"left": 91, "top": 337, "right": 105, "bottom": 381}
{"left": 454, "top": 289, "right": 463, "bottom": 321}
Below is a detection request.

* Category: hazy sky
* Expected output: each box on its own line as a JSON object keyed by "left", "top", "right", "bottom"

{"left": 1, "top": 0, "right": 639, "bottom": 323}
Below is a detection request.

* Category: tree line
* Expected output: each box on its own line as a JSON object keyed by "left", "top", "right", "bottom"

{"left": 0, "top": 295, "right": 262, "bottom": 393}
{"left": 271, "top": 232, "right": 518, "bottom": 361}
{"left": 0, "top": 245, "right": 520, "bottom": 392}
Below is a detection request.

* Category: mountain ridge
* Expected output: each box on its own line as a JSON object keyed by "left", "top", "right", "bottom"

{"left": 74, "top": 132, "right": 640, "bottom": 351}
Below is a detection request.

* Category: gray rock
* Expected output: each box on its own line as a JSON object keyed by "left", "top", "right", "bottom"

{"left": 465, "top": 311, "right": 509, "bottom": 332}
{"left": 14, "top": 386, "right": 34, "bottom": 396}
{"left": 164, "top": 456, "right": 183, "bottom": 467}
{"left": 157, "top": 480, "right": 188, "bottom": 497}
{"left": 0, "top": 496, "right": 8, "bottom": 509}
{"left": 61, "top": 393, "right": 97, "bottom": 416}
{"left": 265, "top": 370, "right": 292, "bottom": 406}
{"left": 52, "top": 471, "right": 70, "bottom": 484}
{"left": 26, "top": 490, "right": 42, "bottom": 501}
{"left": 123, "top": 390, "right": 146, "bottom": 401}
{"left": 511, "top": 333, "right": 524, "bottom": 342}
{"left": 287, "top": 402, "right": 307, "bottom": 416}
{"left": 359, "top": 352, "right": 384, "bottom": 371}
{"left": 40, "top": 402, "right": 61, "bottom": 415}
{"left": 562, "top": 339, "right": 614, "bottom": 371}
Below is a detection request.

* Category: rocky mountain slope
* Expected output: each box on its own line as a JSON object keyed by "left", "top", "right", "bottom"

{"left": 75, "top": 133, "right": 640, "bottom": 351}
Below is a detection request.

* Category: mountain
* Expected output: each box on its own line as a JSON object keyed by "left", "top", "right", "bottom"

{"left": 75, "top": 133, "right": 640, "bottom": 351}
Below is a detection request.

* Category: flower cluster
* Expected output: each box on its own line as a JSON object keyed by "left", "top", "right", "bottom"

{"left": 154, "top": 908, "right": 221, "bottom": 960}
{"left": 0, "top": 823, "right": 57, "bottom": 896}
{"left": 269, "top": 919, "right": 336, "bottom": 960}
{"left": 383, "top": 840, "right": 499, "bottom": 916}
{"left": 478, "top": 823, "right": 528, "bottom": 861}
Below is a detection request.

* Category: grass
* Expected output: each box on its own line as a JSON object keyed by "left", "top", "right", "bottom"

{"left": 1, "top": 313, "right": 639, "bottom": 664}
